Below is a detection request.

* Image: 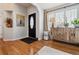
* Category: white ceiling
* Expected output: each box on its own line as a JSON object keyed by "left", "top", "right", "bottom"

{"left": 18, "top": 3, "right": 65, "bottom": 10}
{"left": 37, "top": 3, "right": 65, "bottom": 10}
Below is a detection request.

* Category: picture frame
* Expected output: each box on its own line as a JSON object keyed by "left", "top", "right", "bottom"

{"left": 16, "top": 14, "right": 25, "bottom": 27}
{"left": 5, "top": 17, "right": 13, "bottom": 28}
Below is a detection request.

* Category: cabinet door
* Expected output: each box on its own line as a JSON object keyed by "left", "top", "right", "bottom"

{"left": 52, "top": 28, "right": 58, "bottom": 39}
{"left": 69, "top": 28, "right": 75, "bottom": 43}
{"left": 63, "top": 28, "right": 69, "bottom": 41}
{"left": 57, "top": 28, "right": 64, "bottom": 41}
{"left": 75, "top": 29, "right": 79, "bottom": 43}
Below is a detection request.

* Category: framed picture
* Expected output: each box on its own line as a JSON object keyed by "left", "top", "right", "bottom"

{"left": 5, "top": 17, "right": 13, "bottom": 28}
{"left": 16, "top": 14, "right": 25, "bottom": 27}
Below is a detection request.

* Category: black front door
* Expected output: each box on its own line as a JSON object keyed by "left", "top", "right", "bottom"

{"left": 28, "top": 13, "right": 36, "bottom": 38}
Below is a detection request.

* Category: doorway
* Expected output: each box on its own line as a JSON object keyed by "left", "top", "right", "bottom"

{"left": 28, "top": 13, "right": 36, "bottom": 38}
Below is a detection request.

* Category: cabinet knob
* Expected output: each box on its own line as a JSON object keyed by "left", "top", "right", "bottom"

{"left": 71, "top": 33, "right": 75, "bottom": 36}
{"left": 74, "top": 33, "right": 75, "bottom": 36}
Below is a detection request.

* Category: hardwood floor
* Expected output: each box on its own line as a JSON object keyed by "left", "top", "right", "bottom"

{"left": 0, "top": 40, "right": 44, "bottom": 55}
{"left": 0, "top": 39, "right": 79, "bottom": 55}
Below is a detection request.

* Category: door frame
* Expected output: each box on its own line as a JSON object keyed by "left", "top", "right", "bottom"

{"left": 28, "top": 13, "right": 36, "bottom": 38}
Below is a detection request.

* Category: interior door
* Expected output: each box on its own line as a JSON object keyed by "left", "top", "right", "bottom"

{"left": 28, "top": 13, "right": 36, "bottom": 38}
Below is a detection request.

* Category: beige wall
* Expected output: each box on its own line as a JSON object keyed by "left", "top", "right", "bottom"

{"left": 0, "top": 3, "right": 15, "bottom": 10}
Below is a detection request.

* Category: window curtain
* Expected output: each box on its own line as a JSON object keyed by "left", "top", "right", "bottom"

{"left": 47, "top": 12, "right": 55, "bottom": 31}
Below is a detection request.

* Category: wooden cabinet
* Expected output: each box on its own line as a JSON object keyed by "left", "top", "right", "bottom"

{"left": 69, "top": 28, "right": 75, "bottom": 43}
{"left": 56, "top": 28, "right": 65, "bottom": 41}
{"left": 75, "top": 28, "right": 79, "bottom": 43}
{"left": 52, "top": 28, "right": 68, "bottom": 42}
{"left": 63, "top": 28, "right": 69, "bottom": 42}
{"left": 52, "top": 28, "right": 79, "bottom": 44}
{"left": 52, "top": 28, "right": 58, "bottom": 40}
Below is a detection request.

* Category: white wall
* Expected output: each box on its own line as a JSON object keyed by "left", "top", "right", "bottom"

{"left": 0, "top": 4, "right": 14, "bottom": 40}
{"left": 12, "top": 4, "right": 28, "bottom": 40}
{"left": 0, "top": 10, "right": 3, "bottom": 38}
{"left": 34, "top": 3, "right": 44, "bottom": 40}
{"left": 2, "top": 4, "right": 28, "bottom": 41}
{"left": 3, "top": 11, "right": 14, "bottom": 40}
{"left": 38, "top": 9, "right": 44, "bottom": 40}
{"left": 0, "top": 3, "right": 44, "bottom": 41}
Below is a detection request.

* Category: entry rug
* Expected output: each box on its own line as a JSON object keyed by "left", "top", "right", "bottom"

{"left": 36, "top": 46, "right": 71, "bottom": 55}
{"left": 21, "top": 37, "right": 38, "bottom": 44}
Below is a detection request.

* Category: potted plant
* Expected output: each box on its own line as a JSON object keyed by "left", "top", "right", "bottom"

{"left": 71, "top": 18, "right": 79, "bottom": 28}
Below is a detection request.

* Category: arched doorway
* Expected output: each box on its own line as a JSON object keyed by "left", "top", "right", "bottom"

{"left": 31, "top": 3, "right": 44, "bottom": 40}
{"left": 20, "top": 3, "right": 44, "bottom": 44}
{"left": 22, "top": 3, "right": 43, "bottom": 40}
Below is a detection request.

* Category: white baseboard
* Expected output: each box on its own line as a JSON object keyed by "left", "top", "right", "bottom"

{"left": 3, "top": 36, "right": 28, "bottom": 41}
{"left": 3, "top": 37, "right": 43, "bottom": 41}
{"left": 3, "top": 39, "right": 17, "bottom": 41}
{"left": 38, "top": 38, "right": 42, "bottom": 40}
